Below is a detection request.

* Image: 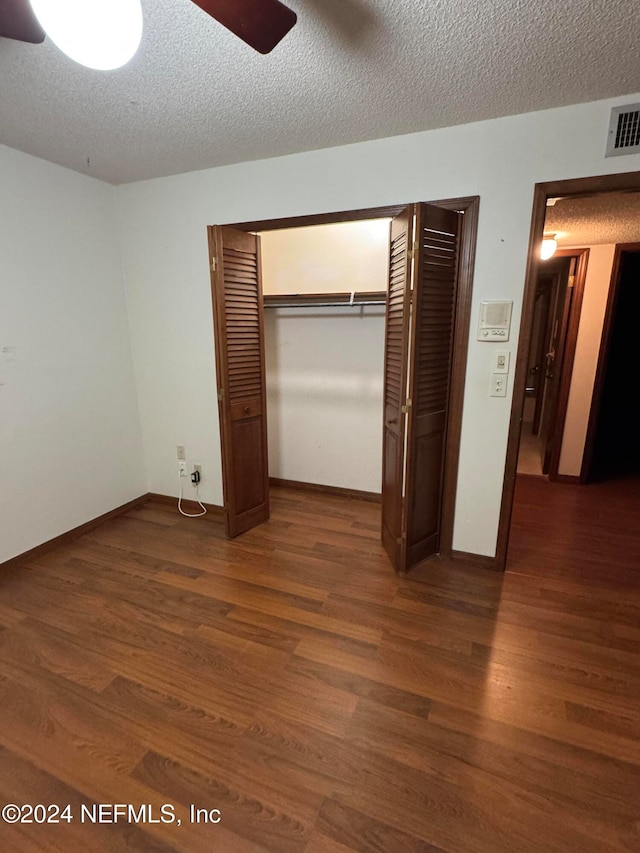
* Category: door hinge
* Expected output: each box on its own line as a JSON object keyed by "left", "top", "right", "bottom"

{"left": 401, "top": 398, "right": 412, "bottom": 414}
{"left": 568, "top": 274, "right": 575, "bottom": 288}
{"left": 217, "top": 388, "right": 224, "bottom": 401}
{"left": 408, "top": 239, "right": 420, "bottom": 261}
{"left": 211, "top": 257, "right": 217, "bottom": 272}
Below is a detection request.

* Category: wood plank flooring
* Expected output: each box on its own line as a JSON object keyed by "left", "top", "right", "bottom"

{"left": 0, "top": 479, "right": 639, "bottom": 851}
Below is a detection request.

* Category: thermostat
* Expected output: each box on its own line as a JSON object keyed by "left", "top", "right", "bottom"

{"left": 477, "top": 300, "right": 513, "bottom": 341}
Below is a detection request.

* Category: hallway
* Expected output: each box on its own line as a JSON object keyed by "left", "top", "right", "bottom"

{"left": 508, "top": 474, "right": 640, "bottom": 586}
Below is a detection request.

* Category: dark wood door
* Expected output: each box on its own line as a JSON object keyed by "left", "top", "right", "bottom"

{"left": 539, "top": 257, "right": 572, "bottom": 474}
{"left": 403, "top": 204, "right": 461, "bottom": 567}
{"left": 381, "top": 207, "right": 413, "bottom": 567}
{"left": 381, "top": 203, "right": 461, "bottom": 572}
{"left": 208, "top": 225, "right": 269, "bottom": 538}
{"left": 529, "top": 277, "right": 554, "bottom": 435}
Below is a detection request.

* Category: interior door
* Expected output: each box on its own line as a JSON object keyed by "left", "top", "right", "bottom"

{"left": 208, "top": 225, "right": 269, "bottom": 538}
{"left": 404, "top": 204, "right": 461, "bottom": 566}
{"left": 539, "top": 257, "right": 572, "bottom": 473}
{"left": 528, "top": 278, "right": 554, "bottom": 435}
{"left": 381, "top": 203, "right": 461, "bottom": 573}
{"left": 381, "top": 207, "right": 413, "bottom": 567}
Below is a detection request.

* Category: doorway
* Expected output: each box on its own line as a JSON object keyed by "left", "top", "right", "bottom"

{"left": 497, "top": 171, "right": 640, "bottom": 570}
{"left": 208, "top": 197, "right": 480, "bottom": 573}
{"left": 516, "top": 248, "right": 588, "bottom": 479}
{"left": 259, "top": 218, "right": 390, "bottom": 503}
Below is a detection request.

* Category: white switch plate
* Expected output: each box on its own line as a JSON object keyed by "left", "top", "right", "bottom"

{"left": 493, "top": 351, "right": 510, "bottom": 374}
{"left": 490, "top": 373, "right": 508, "bottom": 397}
{"left": 177, "top": 445, "right": 186, "bottom": 460}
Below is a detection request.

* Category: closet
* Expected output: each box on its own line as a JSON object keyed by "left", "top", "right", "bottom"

{"left": 208, "top": 200, "right": 475, "bottom": 574}
{"left": 260, "top": 219, "right": 389, "bottom": 502}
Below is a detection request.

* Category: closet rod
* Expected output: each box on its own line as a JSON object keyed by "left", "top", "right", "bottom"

{"left": 263, "top": 290, "right": 387, "bottom": 309}
{"left": 264, "top": 299, "right": 386, "bottom": 308}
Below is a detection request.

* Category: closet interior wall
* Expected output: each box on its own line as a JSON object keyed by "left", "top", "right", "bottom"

{"left": 259, "top": 220, "right": 390, "bottom": 494}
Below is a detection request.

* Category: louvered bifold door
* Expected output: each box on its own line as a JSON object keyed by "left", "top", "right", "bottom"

{"left": 381, "top": 207, "right": 413, "bottom": 570}
{"left": 209, "top": 225, "right": 269, "bottom": 538}
{"left": 402, "top": 203, "right": 461, "bottom": 569}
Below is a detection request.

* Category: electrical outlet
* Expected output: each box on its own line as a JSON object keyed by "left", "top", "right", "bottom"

{"left": 490, "top": 373, "right": 508, "bottom": 398}
{"left": 178, "top": 461, "right": 188, "bottom": 477}
{"left": 177, "top": 445, "right": 186, "bottom": 460}
{"left": 193, "top": 464, "right": 202, "bottom": 478}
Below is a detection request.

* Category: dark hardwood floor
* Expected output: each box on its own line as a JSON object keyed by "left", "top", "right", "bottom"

{"left": 0, "top": 480, "right": 639, "bottom": 851}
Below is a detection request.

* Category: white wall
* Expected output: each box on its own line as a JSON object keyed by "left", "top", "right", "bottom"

{"left": 558, "top": 244, "right": 616, "bottom": 476}
{"left": 260, "top": 220, "right": 390, "bottom": 295}
{"left": 0, "top": 145, "right": 145, "bottom": 563}
{"left": 265, "top": 307, "right": 385, "bottom": 492}
{"left": 117, "top": 93, "right": 640, "bottom": 557}
{"left": 261, "top": 221, "right": 388, "bottom": 493}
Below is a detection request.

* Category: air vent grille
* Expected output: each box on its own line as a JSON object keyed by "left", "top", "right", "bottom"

{"left": 606, "top": 104, "right": 640, "bottom": 157}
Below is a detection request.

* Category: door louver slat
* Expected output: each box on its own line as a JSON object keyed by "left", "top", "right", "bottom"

{"left": 414, "top": 218, "right": 459, "bottom": 419}
{"left": 222, "top": 247, "right": 262, "bottom": 407}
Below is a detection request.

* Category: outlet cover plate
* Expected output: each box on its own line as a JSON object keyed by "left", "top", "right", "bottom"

{"left": 490, "top": 373, "right": 508, "bottom": 397}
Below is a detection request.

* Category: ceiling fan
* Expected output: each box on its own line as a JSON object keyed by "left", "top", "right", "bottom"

{"left": 0, "top": 0, "right": 297, "bottom": 65}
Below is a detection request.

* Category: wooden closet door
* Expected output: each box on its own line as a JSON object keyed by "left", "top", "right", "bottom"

{"left": 381, "top": 207, "right": 413, "bottom": 567}
{"left": 403, "top": 203, "right": 461, "bottom": 568}
{"left": 209, "top": 225, "right": 269, "bottom": 538}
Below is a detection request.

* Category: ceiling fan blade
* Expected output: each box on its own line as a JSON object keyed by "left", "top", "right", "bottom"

{"left": 0, "top": 0, "right": 45, "bottom": 43}
{"left": 191, "top": 0, "right": 297, "bottom": 54}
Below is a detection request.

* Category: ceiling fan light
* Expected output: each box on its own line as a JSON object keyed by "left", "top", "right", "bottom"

{"left": 29, "top": 0, "right": 143, "bottom": 71}
{"left": 540, "top": 235, "right": 558, "bottom": 260}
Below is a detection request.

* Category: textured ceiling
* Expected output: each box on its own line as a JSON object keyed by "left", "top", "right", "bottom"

{"left": 546, "top": 192, "right": 640, "bottom": 247}
{"left": 1, "top": 0, "right": 639, "bottom": 184}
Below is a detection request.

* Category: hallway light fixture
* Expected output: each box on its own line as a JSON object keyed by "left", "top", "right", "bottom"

{"left": 28, "top": 0, "right": 143, "bottom": 71}
{"left": 540, "top": 234, "right": 558, "bottom": 260}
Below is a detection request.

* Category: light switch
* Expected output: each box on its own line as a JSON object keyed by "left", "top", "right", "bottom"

{"left": 490, "top": 373, "right": 508, "bottom": 397}
{"left": 493, "top": 350, "right": 510, "bottom": 374}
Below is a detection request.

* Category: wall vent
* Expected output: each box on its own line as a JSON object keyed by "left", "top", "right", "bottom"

{"left": 605, "top": 104, "right": 640, "bottom": 157}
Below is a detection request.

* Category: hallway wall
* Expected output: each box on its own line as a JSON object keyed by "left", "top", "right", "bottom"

{"left": 558, "top": 244, "right": 616, "bottom": 476}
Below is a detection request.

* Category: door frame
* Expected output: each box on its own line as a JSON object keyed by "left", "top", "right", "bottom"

{"left": 222, "top": 195, "right": 480, "bottom": 559}
{"left": 580, "top": 241, "right": 640, "bottom": 483}
{"left": 496, "top": 171, "right": 640, "bottom": 570}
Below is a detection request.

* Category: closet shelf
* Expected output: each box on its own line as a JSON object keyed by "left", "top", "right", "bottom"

{"left": 263, "top": 291, "right": 387, "bottom": 309}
